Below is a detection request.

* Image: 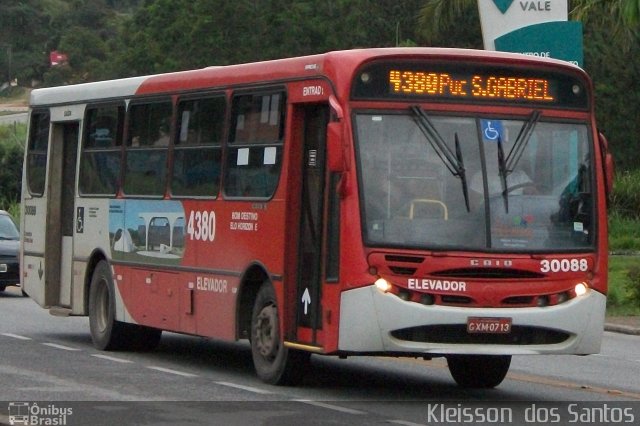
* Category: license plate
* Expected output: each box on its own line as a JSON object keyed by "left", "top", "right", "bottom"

{"left": 467, "top": 317, "right": 512, "bottom": 334}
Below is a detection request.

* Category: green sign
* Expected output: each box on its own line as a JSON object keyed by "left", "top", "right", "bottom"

{"left": 494, "top": 21, "right": 583, "bottom": 67}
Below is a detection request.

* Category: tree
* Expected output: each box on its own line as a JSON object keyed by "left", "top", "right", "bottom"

{"left": 571, "top": 0, "right": 640, "bottom": 48}
{"left": 0, "top": 130, "right": 24, "bottom": 205}
{"left": 418, "top": 0, "right": 480, "bottom": 46}
{"left": 582, "top": 15, "right": 640, "bottom": 171}
{"left": 109, "top": 0, "right": 424, "bottom": 77}
{"left": 0, "top": 0, "right": 52, "bottom": 83}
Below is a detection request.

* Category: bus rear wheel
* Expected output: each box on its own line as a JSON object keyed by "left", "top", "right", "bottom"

{"left": 89, "top": 260, "right": 128, "bottom": 350}
{"left": 250, "top": 282, "right": 309, "bottom": 385}
{"left": 447, "top": 355, "right": 511, "bottom": 388}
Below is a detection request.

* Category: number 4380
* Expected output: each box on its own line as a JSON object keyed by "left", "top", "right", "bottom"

{"left": 187, "top": 210, "right": 216, "bottom": 241}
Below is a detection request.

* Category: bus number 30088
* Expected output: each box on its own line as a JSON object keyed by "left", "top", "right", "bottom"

{"left": 540, "top": 258, "right": 588, "bottom": 273}
{"left": 187, "top": 210, "right": 216, "bottom": 242}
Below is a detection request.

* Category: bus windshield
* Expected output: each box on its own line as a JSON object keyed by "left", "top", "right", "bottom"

{"left": 355, "top": 110, "right": 594, "bottom": 251}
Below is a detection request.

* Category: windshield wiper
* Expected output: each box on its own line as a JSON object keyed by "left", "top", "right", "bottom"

{"left": 496, "top": 110, "right": 541, "bottom": 213}
{"left": 411, "top": 106, "right": 470, "bottom": 212}
{"left": 497, "top": 135, "right": 509, "bottom": 212}
{"left": 505, "top": 110, "right": 541, "bottom": 173}
{"left": 454, "top": 133, "right": 470, "bottom": 212}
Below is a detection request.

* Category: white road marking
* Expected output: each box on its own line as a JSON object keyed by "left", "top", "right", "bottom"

{"left": 1, "top": 332, "right": 32, "bottom": 340}
{"left": 147, "top": 366, "right": 198, "bottom": 377}
{"left": 294, "top": 399, "right": 366, "bottom": 415}
{"left": 91, "top": 354, "right": 134, "bottom": 363}
{"left": 388, "top": 420, "right": 427, "bottom": 426}
{"left": 42, "top": 343, "right": 80, "bottom": 351}
{"left": 214, "top": 381, "right": 273, "bottom": 394}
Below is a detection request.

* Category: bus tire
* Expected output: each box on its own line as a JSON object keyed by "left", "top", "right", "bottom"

{"left": 250, "top": 282, "right": 309, "bottom": 385}
{"left": 447, "top": 355, "right": 511, "bottom": 388}
{"left": 88, "top": 260, "right": 129, "bottom": 351}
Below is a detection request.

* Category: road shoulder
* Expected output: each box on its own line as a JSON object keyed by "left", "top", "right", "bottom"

{"left": 605, "top": 316, "right": 640, "bottom": 335}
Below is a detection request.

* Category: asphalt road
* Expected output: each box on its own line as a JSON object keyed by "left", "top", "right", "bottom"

{"left": 1, "top": 286, "right": 639, "bottom": 425}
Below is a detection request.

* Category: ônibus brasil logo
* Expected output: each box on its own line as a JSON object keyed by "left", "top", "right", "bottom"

{"left": 8, "top": 402, "right": 73, "bottom": 426}
{"left": 493, "top": 0, "right": 515, "bottom": 14}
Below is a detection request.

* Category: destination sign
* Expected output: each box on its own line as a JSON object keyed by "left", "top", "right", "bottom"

{"left": 388, "top": 70, "right": 554, "bottom": 103}
{"left": 351, "top": 61, "right": 589, "bottom": 109}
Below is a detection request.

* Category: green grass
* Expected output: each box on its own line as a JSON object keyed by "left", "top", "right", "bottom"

{"left": 609, "top": 212, "right": 640, "bottom": 253}
{"left": 0, "top": 121, "right": 26, "bottom": 148}
{"left": 607, "top": 171, "right": 640, "bottom": 315}
{"left": 6, "top": 202, "right": 20, "bottom": 219}
{"left": 607, "top": 255, "right": 640, "bottom": 316}
{"left": 0, "top": 201, "right": 20, "bottom": 221}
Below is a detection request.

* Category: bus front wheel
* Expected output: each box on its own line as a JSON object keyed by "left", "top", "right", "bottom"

{"left": 447, "top": 355, "right": 511, "bottom": 388}
{"left": 250, "top": 282, "right": 309, "bottom": 385}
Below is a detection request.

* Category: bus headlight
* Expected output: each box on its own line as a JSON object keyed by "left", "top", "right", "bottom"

{"left": 375, "top": 278, "right": 392, "bottom": 293}
{"left": 574, "top": 282, "right": 589, "bottom": 297}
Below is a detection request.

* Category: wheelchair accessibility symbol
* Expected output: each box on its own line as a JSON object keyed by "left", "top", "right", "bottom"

{"left": 481, "top": 119, "right": 505, "bottom": 143}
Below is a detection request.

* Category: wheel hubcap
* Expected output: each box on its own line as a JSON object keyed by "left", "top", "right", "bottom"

{"left": 96, "top": 280, "right": 109, "bottom": 333}
{"left": 255, "top": 303, "right": 279, "bottom": 360}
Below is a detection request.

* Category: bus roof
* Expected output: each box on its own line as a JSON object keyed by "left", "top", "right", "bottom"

{"left": 29, "top": 48, "right": 587, "bottom": 107}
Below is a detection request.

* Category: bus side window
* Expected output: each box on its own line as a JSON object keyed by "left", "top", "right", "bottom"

{"left": 224, "top": 91, "right": 285, "bottom": 198}
{"left": 26, "top": 110, "right": 51, "bottom": 196}
{"left": 123, "top": 100, "right": 173, "bottom": 196}
{"left": 171, "top": 96, "right": 225, "bottom": 198}
{"left": 79, "top": 104, "right": 124, "bottom": 196}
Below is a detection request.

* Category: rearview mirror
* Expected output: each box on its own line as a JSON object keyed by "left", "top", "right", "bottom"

{"left": 598, "top": 133, "right": 614, "bottom": 198}
{"left": 326, "top": 96, "right": 348, "bottom": 173}
{"left": 327, "top": 121, "right": 346, "bottom": 172}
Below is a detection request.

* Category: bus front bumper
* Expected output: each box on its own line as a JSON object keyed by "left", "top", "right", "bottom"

{"left": 338, "top": 285, "right": 606, "bottom": 356}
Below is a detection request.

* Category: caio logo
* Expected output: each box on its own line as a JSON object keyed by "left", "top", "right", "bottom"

{"left": 493, "top": 0, "right": 515, "bottom": 14}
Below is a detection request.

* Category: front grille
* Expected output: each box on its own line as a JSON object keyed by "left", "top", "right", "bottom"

{"left": 391, "top": 324, "right": 570, "bottom": 345}
{"left": 440, "top": 295, "right": 473, "bottom": 305}
{"left": 389, "top": 266, "right": 418, "bottom": 275}
{"left": 502, "top": 296, "right": 535, "bottom": 305}
{"left": 432, "top": 268, "right": 544, "bottom": 279}
{"left": 385, "top": 255, "right": 424, "bottom": 264}
{"left": 0, "top": 260, "right": 20, "bottom": 284}
{"left": 384, "top": 254, "right": 424, "bottom": 276}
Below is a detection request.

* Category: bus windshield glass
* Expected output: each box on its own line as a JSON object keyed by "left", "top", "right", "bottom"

{"left": 355, "top": 111, "right": 593, "bottom": 251}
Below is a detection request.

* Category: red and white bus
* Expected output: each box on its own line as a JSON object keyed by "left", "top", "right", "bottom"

{"left": 20, "top": 48, "right": 614, "bottom": 388}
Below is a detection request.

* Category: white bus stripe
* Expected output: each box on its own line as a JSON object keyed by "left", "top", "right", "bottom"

{"left": 1, "top": 333, "right": 32, "bottom": 340}
{"left": 147, "top": 366, "right": 198, "bottom": 377}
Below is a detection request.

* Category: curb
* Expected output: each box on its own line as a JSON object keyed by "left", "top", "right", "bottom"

{"left": 604, "top": 323, "right": 640, "bottom": 336}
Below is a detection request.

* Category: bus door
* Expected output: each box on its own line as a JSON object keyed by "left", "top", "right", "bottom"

{"left": 44, "top": 120, "right": 79, "bottom": 309}
{"left": 295, "top": 104, "right": 330, "bottom": 344}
